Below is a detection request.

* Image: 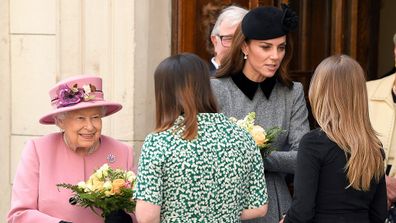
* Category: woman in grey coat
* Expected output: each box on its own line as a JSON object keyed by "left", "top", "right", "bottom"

{"left": 211, "top": 5, "right": 309, "bottom": 223}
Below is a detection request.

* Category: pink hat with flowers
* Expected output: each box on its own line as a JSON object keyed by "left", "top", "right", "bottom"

{"left": 39, "top": 75, "right": 122, "bottom": 124}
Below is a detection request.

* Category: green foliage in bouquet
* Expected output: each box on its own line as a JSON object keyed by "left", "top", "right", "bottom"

{"left": 57, "top": 164, "right": 136, "bottom": 218}
{"left": 230, "top": 112, "right": 283, "bottom": 155}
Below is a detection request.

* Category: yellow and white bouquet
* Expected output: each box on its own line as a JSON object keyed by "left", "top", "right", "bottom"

{"left": 57, "top": 163, "right": 136, "bottom": 218}
{"left": 230, "top": 112, "right": 282, "bottom": 156}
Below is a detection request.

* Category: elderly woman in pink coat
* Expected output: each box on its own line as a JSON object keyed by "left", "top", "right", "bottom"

{"left": 7, "top": 75, "right": 135, "bottom": 223}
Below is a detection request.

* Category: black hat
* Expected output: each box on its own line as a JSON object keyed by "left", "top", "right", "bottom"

{"left": 242, "top": 4, "right": 298, "bottom": 40}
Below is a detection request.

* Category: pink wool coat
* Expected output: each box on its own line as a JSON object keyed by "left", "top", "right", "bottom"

{"left": 7, "top": 132, "right": 136, "bottom": 223}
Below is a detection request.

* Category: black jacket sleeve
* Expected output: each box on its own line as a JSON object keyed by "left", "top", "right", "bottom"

{"left": 284, "top": 133, "right": 321, "bottom": 223}
{"left": 369, "top": 175, "right": 388, "bottom": 223}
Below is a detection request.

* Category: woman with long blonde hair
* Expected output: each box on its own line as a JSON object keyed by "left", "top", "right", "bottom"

{"left": 282, "top": 55, "right": 387, "bottom": 223}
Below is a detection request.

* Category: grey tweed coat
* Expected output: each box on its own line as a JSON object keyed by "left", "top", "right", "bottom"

{"left": 211, "top": 77, "right": 309, "bottom": 223}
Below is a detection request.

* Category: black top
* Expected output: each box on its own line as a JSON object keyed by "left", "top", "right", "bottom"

{"left": 231, "top": 71, "right": 277, "bottom": 100}
{"left": 284, "top": 129, "right": 387, "bottom": 223}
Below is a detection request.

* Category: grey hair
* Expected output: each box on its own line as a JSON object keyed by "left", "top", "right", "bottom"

{"left": 211, "top": 5, "right": 248, "bottom": 36}
{"left": 53, "top": 106, "right": 107, "bottom": 128}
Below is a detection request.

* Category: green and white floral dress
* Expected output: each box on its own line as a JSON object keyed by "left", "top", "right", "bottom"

{"left": 134, "top": 113, "right": 268, "bottom": 222}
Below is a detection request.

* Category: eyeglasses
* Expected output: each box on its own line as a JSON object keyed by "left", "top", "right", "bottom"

{"left": 217, "top": 35, "right": 233, "bottom": 47}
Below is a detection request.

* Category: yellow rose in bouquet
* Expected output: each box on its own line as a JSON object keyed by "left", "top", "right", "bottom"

{"left": 230, "top": 112, "right": 282, "bottom": 156}
{"left": 251, "top": 125, "right": 268, "bottom": 145}
{"left": 57, "top": 163, "right": 136, "bottom": 219}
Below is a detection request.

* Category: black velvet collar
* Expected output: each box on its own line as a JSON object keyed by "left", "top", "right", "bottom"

{"left": 231, "top": 71, "right": 277, "bottom": 100}
{"left": 392, "top": 89, "right": 396, "bottom": 103}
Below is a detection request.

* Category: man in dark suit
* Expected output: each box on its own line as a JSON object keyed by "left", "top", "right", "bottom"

{"left": 209, "top": 5, "right": 247, "bottom": 75}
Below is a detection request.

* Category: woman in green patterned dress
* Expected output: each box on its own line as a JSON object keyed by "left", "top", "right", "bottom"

{"left": 134, "top": 53, "right": 268, "bottom": 222}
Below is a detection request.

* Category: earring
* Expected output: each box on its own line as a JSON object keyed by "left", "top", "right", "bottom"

{"left": 244, "top": 54, "right": 247, "bottom": 60}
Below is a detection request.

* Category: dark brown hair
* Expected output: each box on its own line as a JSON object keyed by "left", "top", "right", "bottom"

{"left": 154, "top": 53, "right": 219, "bottom": 140}
{"left": 216, "top": 24, "right": 293, "bottom": 88}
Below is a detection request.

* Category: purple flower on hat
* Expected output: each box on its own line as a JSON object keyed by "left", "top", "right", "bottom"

{"left": 57, "top": 84, "right": 84, "bottom": 108}
{"left": 55, "top": 83, "right": 96, "bottom": 108}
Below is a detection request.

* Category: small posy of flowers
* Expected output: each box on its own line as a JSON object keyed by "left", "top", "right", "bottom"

{"left": 56, "top": 83, "right": 96, "bottom": 108}
{"left": 57, "top": 164, "right": 136, "bottom": 218}
{"left": 230, "top": 112, "right": 282, "bottom": 156}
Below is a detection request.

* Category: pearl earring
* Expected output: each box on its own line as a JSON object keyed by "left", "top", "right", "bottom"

{"left": 244, "top": 54, "right": 247, "bottom": 60}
